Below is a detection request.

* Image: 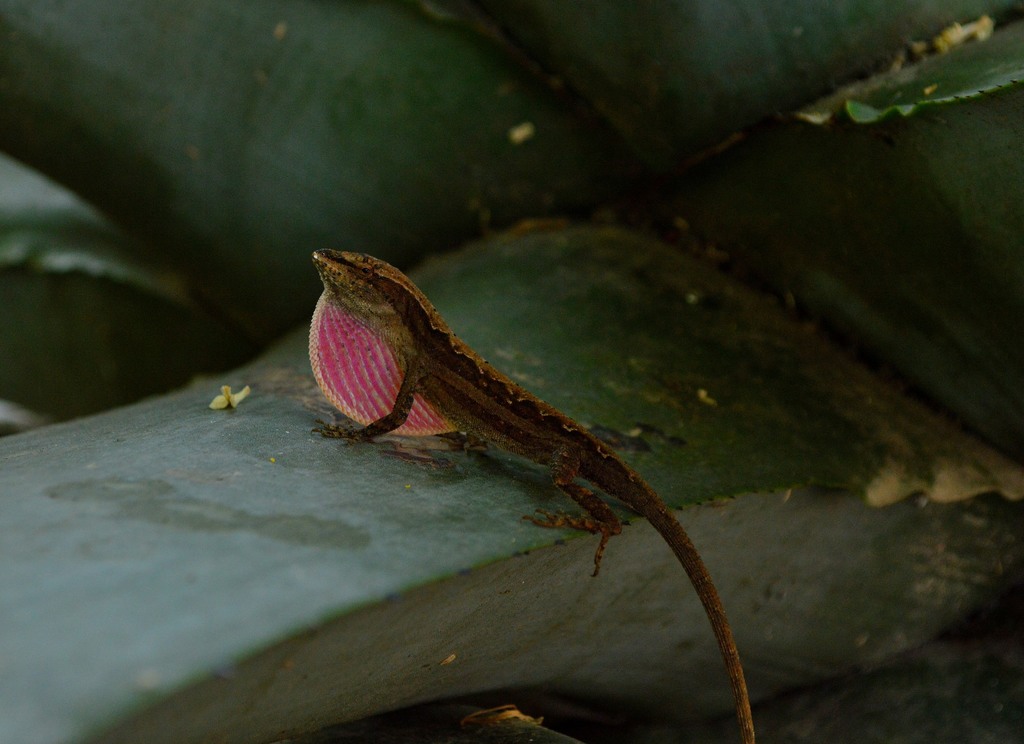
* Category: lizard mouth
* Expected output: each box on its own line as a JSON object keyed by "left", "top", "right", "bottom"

{"left": 312, "top": 250, "right": 345, "bottom": 282}
{"left": 313, "top": 249, "right": 375, "bottom": 276}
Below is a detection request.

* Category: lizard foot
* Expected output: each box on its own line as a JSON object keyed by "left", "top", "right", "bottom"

{"left": 313, "top": 419, "right": 358, "bottom": 440}
{"left": 523, "top": 509, "right": 614, "bottom": 576}
{"left": 524, "top": 508, "right": 601, "bottom": 534}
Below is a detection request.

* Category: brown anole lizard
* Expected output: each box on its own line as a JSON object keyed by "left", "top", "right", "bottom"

{"left": 308, "top": 249, "right": 755, "bottom": 743}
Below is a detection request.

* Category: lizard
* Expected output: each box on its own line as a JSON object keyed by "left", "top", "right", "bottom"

{"left": 308, "top": 249, "right": 755, "bottom": 744}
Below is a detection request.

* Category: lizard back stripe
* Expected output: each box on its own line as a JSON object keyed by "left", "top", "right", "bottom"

{"left": 309, "top": 293, "right": 452, "bottom": 435}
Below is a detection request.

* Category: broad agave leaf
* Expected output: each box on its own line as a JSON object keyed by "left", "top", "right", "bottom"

{"left": 660, "top": 19, "right": 1024, "bottom": 459}
{"left": 685, "top": 586, "right": 1024, "bottom": 744}
{"left": 471, "top": 1, "right": 1020, "bottom": 165}
{"left": 0, "top": 154, "right": 255, "bottom": 422}
{"left": 1, "top": 226, "right": 1021, "bottom": 744}
{"left": 0, "top": 0, "right": 642, "bottom": 341}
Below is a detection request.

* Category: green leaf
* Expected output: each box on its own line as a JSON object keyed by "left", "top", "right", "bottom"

{"left": 0, "top": 154, "right": 255, "bottom": 421}
{"left": 683, "top": 587, "right": 1024, "bottom": 744}
{"left": 471, "top": 1, "right": 1021, "bottom": 165}
{"left": 0, "top": 0, "right": 641, "bottom": 340}
{"left": 414, "top": 227, "right": 1023, "bottom": 504}
{"left": 1, "top": 226, "right": 1021, "bottom": 743}
{"left": 843, "top": 99, "right": 915, "bottom": 122}
{"left": 800, "top": 15, "right": 1024, "bottom": 123}
{"left": 659, "top": 19, "right": 1024, "bottom": 459}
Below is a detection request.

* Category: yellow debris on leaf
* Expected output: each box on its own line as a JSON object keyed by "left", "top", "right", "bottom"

{"left": 697, "top": 388, "right": 718, "bottom": 407}
{"left": 209, "top": 385, "right": 251, "bottom": 410}
{"left": 932, "top": 15, "right": 993, "bottom": 54}
{"left": 507, "top": 121, "right": 535, "bottom": 145}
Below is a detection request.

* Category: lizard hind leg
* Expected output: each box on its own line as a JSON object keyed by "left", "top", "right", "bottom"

{"left": 525, "top": 448, "right": 623, "bottom": 576}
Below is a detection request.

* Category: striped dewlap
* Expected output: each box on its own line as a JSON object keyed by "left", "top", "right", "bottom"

{"left": 309, "top": 293, "right": 453, "bottom": 435}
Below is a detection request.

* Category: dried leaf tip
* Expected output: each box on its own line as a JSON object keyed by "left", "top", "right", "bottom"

{"left": 460, "top": 704, "right": 543, "bottom": 727}
{"left": 209, "top": 385, "right": 251, "bottom": 410}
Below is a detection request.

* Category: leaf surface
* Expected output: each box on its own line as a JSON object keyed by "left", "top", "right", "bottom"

{"left": 472, "top": 1, "right": 1020, "bottom": 164}
{"left": 0, "top": 0, "right": 640, "bottom": 339}
{"left": 1, "top": 226, "right": 1021, "bottom": 744}
{"left": 0, "top": 155, "right": 255, "bottom": 421}
{"left": 661, "top": 20, "right": 1024, "bottom": 459}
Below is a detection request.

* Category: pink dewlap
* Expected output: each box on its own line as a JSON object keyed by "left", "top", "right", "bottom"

{"left": 309, "top": 294, "right": 452, "bottom": 435}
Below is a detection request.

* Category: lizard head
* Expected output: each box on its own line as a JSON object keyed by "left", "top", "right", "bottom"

{"left": 312, "top": 249, "right": 408, "bottom": 322}
{"left": 309, "top": 250, "right": 455, "bottom": 434}
{"left": 311, "top": 248, "right": 452, "bottom": 343}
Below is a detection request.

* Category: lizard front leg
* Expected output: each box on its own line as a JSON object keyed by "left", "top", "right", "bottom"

{"left": 524, "top": 448, "right": 623, "bottom": 576}
{"left": 314, "top": 364, "right": 424, "bottom": 441}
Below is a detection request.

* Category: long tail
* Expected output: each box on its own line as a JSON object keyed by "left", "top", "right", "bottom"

{"left": 643, "top": 500, "right": 755, "bottom": 744}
